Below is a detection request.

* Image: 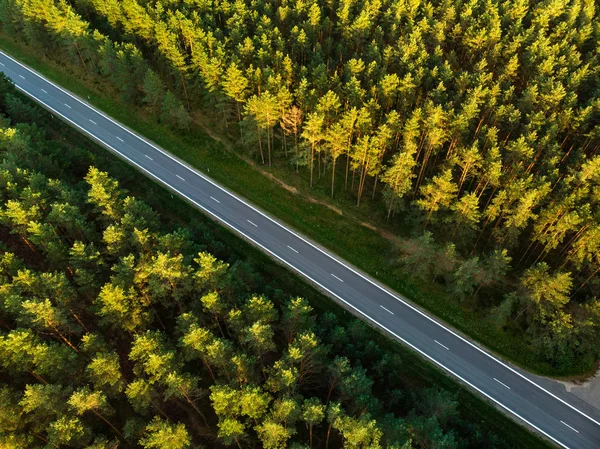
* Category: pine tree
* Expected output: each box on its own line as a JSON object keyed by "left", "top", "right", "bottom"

{"left": 161, "top": 91, "right": 191, "bottom": 130}
{"left": 142, "top": 69, "right": 165, "bottom": 115}
{"left": 415, "top": 169, "right": 458, "bottom": 228}
{"left": 381, "top": 151, "right": 416, "bottom": 218}
{"left": 222, "top": 63, "right": 250, "bottom": 122}
{"left": 139, "top": 417, "right": 191, "bottom": 449}
{"left": 301, "top": 397, "right": 325, "bottom": 448}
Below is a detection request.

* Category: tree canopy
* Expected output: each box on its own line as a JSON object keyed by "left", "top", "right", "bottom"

{"left": 1, "top": 0, "right": 598, "bottom": 370}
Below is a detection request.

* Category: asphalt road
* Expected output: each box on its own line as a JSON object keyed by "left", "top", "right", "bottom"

{"left": 2, "top": 50, "right": 600, "bottom": 449}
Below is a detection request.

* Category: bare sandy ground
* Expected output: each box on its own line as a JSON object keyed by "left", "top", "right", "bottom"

{"left": 558, "top": 368, "right": 600, "bottom": 411}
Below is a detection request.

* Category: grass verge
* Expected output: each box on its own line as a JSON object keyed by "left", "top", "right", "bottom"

{"left": 0, "top": 34, "right": 588, "bottom": 378}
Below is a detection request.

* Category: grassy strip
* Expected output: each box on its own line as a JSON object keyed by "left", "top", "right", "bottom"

{"left": 42, "top": 93, "right": 553, "bottom": 449}
{"left": 0, "top": 35, "right": 586, "bottom": 377}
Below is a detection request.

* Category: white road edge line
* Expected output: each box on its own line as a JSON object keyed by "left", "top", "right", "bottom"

{"left": 10, "top": 84, "right": 572, "bottom": 449}
{"left": 64, "top": 103, "right": 71, "bottom": 109}
{"left": 561, "top": 421, "right": 580, "bottom": 434}
{"left": 494, "top": 378, "right": 511, "bottom": 390}
{"left": 145, "top": 154, "right": 153, "bottom": 160}
{"left": 380, "top": 305, "right": 394, "bottom": 315}
{"left": 176, "top": 174, "right": 185, "bottom": 181}
{"left": 331, "top": 273, "right": 344, "bottom": 283}
{"left": 41, "top": 88, "right": 47, "bottom": 94}
{"left": 247, "top": 220, "right": 258, "bottom": 227}
{"left": 287, "top": 245, "right": 298, "bottom": 253}
{"left": 434, "top": 340, "right": 450, "bottom": 350}
{"left": 89, "top": 119, "right": 97, "bottom": 125}
{"left": 210, "top": 196, "right": 220, "bottom": 203}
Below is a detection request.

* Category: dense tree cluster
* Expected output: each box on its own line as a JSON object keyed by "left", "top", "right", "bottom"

{"left": 0, "top": 0, "right": 599, "bottom": 369}
{"left": 0, "top": 77, "right": 523, "bottom": 449}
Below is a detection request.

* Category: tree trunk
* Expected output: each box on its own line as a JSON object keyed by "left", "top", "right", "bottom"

{"left": 56, "top": 330, "right": 79, "bottom": 354}
{"left": 203, "top": 357, "right": 216, "bottom": 382}
{"left": 74, "top": 42, "right": 89, "bottom": 74}
{"left": 267, "top": 126, "right": 272, "bottom": 167}
{"left": 183, "top": 392, "right": 210, "bottom": 427}
{"left": 30, "top": 370, "right": 48, "bottom": 385}
{"left": 325, "top": 424, "right": 333, "bottom": 449}
{"left": 318, "top": 149, "right": 321, "bottom": 178}
{"left": 517, "top": 209, "right": 566, "bottom": 269}
{"left": 387, "top": 195, "right": 396, "bottom": 219}
{"left": 70, "top": 309, "right": 90, "bottom": 334}
{"left": 93, "top": 411, "right": 124, "bottom": 439}
{"left": 33, "top": 433, "right": 48, "bottom": 444}
{"left": 571, "top": 264, "right": 600, "bottom": 298}
{"left": 372, "top": 173, "right": 379, "bottom": 199}
{"left": 357, "top": 163, "right": 369, "bottom": 207}
{"left": 458, "top": 161, "right": 471, "bottom": 194}
{"left": 257, "top": 126, "right": 265, "bottom": 164}
{"left": 413, "top": 145, "right": 432, "bottom": 198}
{"left": 558, "top": 224, "right": 589, "bottom": 269}
{"left": 294, "top": 131, "right": 299, "bottom": 172}
{"left": 180, "top": 71, "right": 190, "bottom": 110}
{"left": 423, "top": 209, "right": 433, "bottom": 230}
{"left": 331, "top": 157, "right": 337, "bottom": 197}
{"left": 345, "top": 153, "right": 351, "bottom": 190}
{"left": 310, "top": 142, "right": 315, "bottom": 187}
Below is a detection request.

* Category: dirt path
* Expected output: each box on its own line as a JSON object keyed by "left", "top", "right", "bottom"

{"left": 193, "top": 114, "right": 404, "bottom": 247}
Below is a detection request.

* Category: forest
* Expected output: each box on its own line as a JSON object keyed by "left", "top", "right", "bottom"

{"left": 0, "top": 0, "right": 599, "bottom": 372}
{"left": 0, "top": 74, "right": 548, "bottom": 449}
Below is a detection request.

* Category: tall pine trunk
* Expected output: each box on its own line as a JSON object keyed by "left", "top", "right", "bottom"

{"left": 310, "top": 142, "right": 315, "bottom": 187}
{"left": 267, "top": 126, "right": 272, "bottom": 167}
{"left": 257, "top": 125, "right": 265, "bottom": 164}
{"left": 331, "top": 157, "right": 337, "bottom": 197}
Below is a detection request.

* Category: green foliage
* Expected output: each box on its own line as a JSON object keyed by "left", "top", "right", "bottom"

{"left": 160, "top": 91, "right": 190, "bottom": 131}
{"left": 5, "top": 0, "right": 596, "bottom": 372}
{"left": 142, "top": 69, "right": 164, "bottom": 114}
{"left": 86, "top": 351, "right": 125, "bottom": 395}
{"left": 139, "top": 417, "right": 191, "bottom": 449}
{"left": 0, "top": 53, "right": 556, "bottom": 449}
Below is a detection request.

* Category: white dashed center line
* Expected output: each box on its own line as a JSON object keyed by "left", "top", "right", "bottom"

{"left": 247, "top": 220, "right": 258, "bottom": 227}
{"left": 331, "top": 273, "right": 344, "bottom": 283}
{"left": 434, "top": 340, "right": 450, "bottom": 350}
{"left": 64, "top": 103, "right": 71, "bottom": 108}
{"left": 560, "top": 421, "right": 579, "bottom": 434}
{"left": 0, "top": 62, "right": 4, "bottom": 66}
{"left": 287, "top": 245, "right": 298, "bottom": 253}
{"left": 116, "top": 136, "right": 124, "bottom": 142}
{"left": 210, "top": 196, "right": 220, "bottom": 203}
{"left": 89, "top": 119, "right": 97, "bottom": 125}
{"left": 176, "top": 174, "right": 185, "bottom": 181}
{"left": 494, "top": 378, "right": 511, "bottom": 390}
{"left": 145, "top": 154, "right": 153, "bottom": 160}
{"left": 41, "top": 89, "right": 47, "bottom": 94}
{"left": 380, "top": 305, "right": 394, "bottom": 315}
{"left": 18, "top": 74, "right": 25, "bottom": 79}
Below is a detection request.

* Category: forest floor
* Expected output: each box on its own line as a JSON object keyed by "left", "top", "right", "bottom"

{"left": 0, "top": 35, "right": 594, "bottom": 379}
